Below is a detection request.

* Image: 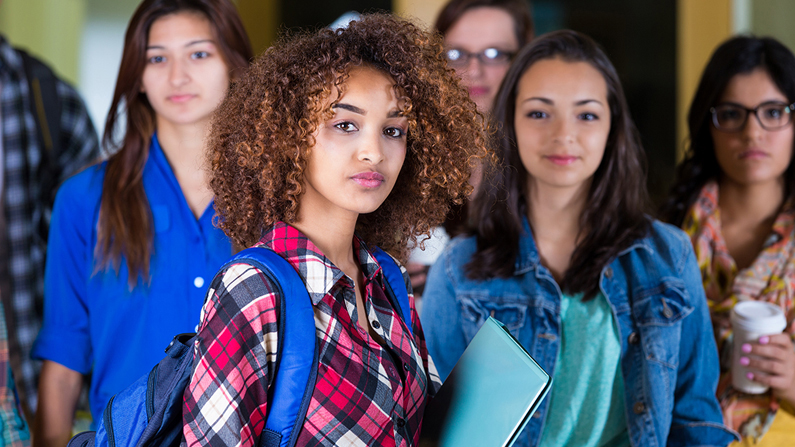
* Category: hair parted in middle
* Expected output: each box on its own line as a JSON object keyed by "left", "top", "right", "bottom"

{"left": 209, "top": 13, "right": 490, "bottom": 261}
{"left": 467, "top": 30, "right": 650, "bottom": 300}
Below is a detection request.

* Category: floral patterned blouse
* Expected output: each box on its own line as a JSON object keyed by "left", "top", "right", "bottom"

{"left": 682, "top": 181, "right": 795, "bottom": 442}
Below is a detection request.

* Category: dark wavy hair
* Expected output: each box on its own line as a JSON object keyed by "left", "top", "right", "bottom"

{"left": 466, "top": 30, "right": 650, "bottom": 299}
{"left": 208, "top": 13, "right": 489, "bottom": 261}
{"left": 434, "top": 0, "right": 534, "bottom": 46}
{"left": 660, "top": 36, "right": 795, "bottom": 226}
{"left": 97, "top": 0, "right": 252, "bottom": 287}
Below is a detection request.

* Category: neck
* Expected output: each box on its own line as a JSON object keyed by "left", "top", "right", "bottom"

{"left": 292, "top": 209, "right": 358, "bottom": 271}
{"left": 526, "top": 180, "right": 589, "bottom": 241}
{"left": 718, "top": 177, "right": 785, "bottom": 224}
{"left": 155, "top": 117, "right": 209, "bottom": 168}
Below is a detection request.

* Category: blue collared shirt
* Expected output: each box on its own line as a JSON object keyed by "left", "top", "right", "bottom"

{"left": 422, "top": 217, "right": 739, "bottom": 447}
{"left": 33, "top": 134, "right": 231, "bottom": 424}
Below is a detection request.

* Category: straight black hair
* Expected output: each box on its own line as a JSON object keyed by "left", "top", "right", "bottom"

{"left": 660, "top": 36, "right": 795, "bottom": 226}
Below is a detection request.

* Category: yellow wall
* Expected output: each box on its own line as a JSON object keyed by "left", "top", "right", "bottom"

{"left": 676, "top": 0, "right": 732, "bottom": 160}
{"left": 393, "top": 0, "right": 446, "bottom": 29}
{"left": 238, "top": 0, "right": 279, "bottom": 56}
{"left": 0, "top": 0, "right": 87, "bottom": 84}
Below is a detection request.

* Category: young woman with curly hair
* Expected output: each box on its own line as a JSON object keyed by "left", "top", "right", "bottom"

{"left": 181, "top": 13, "right": 488, "bottom": 447}
{"left": 422, "top": 30, "right": 737, "bottom": 447}
{"left": 660, "top": 36, "right": 795, "bottom": 446}
{"left": 31, "top": 0, "right": 251, "bottom": 444}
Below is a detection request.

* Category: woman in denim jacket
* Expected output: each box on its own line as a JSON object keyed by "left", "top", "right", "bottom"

{"left": 422, "top": 30, "right": 738, "bottom": 447}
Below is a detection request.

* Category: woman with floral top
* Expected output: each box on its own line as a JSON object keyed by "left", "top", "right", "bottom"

{"left": 181, "top": 14, "right": 489, "bottom": 447}
{"left": 661, "top": 36, "right": 795, "bottom": 446}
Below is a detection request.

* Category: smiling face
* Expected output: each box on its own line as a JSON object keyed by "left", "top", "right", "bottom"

{"left": 711, "top": 68, "right": 794, "bottom": 188}
{"left": 298, "top": 65, "right": 408, "bottom": 225}
{"left": 141, "top": 11, "right": 231, "bottom": 131}
{"left": 444, "top": 7, "right": 519, "bottom": 113}
{"left": 514, "top": 58, "right": 611, "bottom": 195}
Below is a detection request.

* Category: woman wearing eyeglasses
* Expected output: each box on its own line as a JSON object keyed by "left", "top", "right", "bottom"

{"left": 661, "top": 36, "right": 795, "bottom": 446}
{"left": 435, "top": 0, "right": 533, "bottom": 113}
{"left": 407, "top": 0, "right": 534, "bottom": 293}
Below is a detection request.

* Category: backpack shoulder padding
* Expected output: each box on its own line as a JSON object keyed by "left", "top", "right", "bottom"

{"left": 228, "top": 247, "right": 318, "bottom": 447}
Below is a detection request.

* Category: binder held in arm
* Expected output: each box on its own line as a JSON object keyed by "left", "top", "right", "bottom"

{"left": 420, "top": 317, "right": 552, "bottom": 447}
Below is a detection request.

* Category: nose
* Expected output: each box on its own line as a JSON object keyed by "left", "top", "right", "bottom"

{"left": 169, "top": 58, "right": 190, "bottom": 87}
{"left": 357, "top": 130, "right": 385, "bottom": 165}
{"left": 552, "top": 117, "right": 576, "bottom": 145}
{"left": 463, "top": 56, "right": 484, "bottom": 78}
{"left": 742, "top": 111, "right": 765, "bottom": 141}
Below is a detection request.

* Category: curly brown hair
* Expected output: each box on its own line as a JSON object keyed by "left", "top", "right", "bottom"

{"left": 209, "top": 13, "right": 489, "bottom": 261}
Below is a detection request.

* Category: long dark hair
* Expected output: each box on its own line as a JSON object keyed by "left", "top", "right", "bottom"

{"left": 466, "top": 30, "right": 650, "bottom": 300}
{"left": 660, "top": 36, "right": 795, "bottom": 226}
{"left": 97, "top": 0, "right": 252, "bottom": 286}
{"left": 434, "top": 0, "right": 534, "bottom": 46}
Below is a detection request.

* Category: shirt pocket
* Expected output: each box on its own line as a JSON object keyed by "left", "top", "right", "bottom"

{"left": 632, "top": 279, "right": 694, "bottom": 369}
{"left": 456, "top": 292, "right": 528, "bottom": 341}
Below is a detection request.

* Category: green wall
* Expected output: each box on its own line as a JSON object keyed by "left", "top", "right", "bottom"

{"left": 0, "top": 0, "right": 87, "bottom": 84}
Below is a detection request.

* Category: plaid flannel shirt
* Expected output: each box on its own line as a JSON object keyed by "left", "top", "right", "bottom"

{"left": 0, "top": 36, "right": 100, "bottom": 411}
{"left": 183, "top": 222, "right": 441, "bottom": 447}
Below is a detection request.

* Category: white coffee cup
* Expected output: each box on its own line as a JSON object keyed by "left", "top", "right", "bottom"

{"left": 730, "top": 301, "right": 787, "bottom": 394}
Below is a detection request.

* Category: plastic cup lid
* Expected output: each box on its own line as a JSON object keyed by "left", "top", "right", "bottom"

{"left": 731, "top": 301, "right": 787, "bottom": 332}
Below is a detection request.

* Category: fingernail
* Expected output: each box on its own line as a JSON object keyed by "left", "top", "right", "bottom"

{"left": 759, "top": 336, "right": 769, "bottom": 344}
{"left": 740, "top": 357, "right": 750, "bottom": 366}
{"left": 746, "top": 372, "right": 754, "bottom": 380}
{"left": 742, "top": 343, "right": 752, "bottom": 353}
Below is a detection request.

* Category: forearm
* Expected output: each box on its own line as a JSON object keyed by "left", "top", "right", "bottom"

{"left": 32, "top": 361, "right": 82, "bottom": 447}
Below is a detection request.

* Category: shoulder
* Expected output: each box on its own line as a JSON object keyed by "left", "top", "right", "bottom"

{"left": 53, "top": 162, "right": 106, "bottom": 213}
{"left": 438, "top": 234, "right": 478, "bottom": 267}
{"left": 56, "top": 162, "right": 106, "bottom": 202}
{"left": 616, "top": 219, "right": 696, "bottom": 280}
{"left": 205, "top": 260, "right": 283, "bottom": 320}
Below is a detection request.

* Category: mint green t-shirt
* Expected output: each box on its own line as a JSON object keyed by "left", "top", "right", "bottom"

{"left": 538, "top": 292, "right": 631, "bottom": 447}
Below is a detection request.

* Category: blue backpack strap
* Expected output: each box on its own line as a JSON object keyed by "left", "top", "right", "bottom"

{"left": 372, "top": 247, "right": 413, "bottom": 335}
{"left": 228, "top": 247, "right": 318, "bottom": 447}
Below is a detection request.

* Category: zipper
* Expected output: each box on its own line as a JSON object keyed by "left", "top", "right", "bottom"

{"left": 146, "top": 366, "right": 158, "bottom": 420}
{"left": 103, "top": 395, "right": 116, "bottom": 447}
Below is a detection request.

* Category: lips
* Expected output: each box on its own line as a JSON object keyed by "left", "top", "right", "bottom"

{"left": 468, "top": 86, "right": 488, "bottom": 97}
{"left": 738, "top": 149, "right": 769, "bottom": 160}
{"left": 545, "top": 155, "right": 578, "bottom": 165}
{"left": 351, "top": 171, "right": 385, "bottom": 188}
{"left": 168, "top": 94, "right": 195, "bottom": 103}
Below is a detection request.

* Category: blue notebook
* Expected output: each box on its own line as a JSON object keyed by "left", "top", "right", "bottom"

{"left": 420, "top": 317, "right": 551, "bottom": 447}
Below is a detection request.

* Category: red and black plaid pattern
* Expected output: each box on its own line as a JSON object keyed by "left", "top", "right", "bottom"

{"left": 183, "top": 222, "right": 440, "bottom": 447}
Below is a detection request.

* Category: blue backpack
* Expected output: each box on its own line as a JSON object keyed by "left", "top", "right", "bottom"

{"left": 67, "top": 246, "right": 412, "bottom": 447}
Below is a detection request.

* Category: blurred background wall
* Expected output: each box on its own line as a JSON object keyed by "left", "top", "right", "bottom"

{"left": 0, "top": 0, "right": 791, "bottom": 202}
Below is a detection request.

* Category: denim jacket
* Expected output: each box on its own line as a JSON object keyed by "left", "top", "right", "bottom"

{"left": 422, "top": 218, "right": 739, "bottom": 447}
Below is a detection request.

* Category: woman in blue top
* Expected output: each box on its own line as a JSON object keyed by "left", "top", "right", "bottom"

{"left": 31, "top": 0, "right": 251, "bottom": 444}
{"left": 422, "top": 30, "right": 738, "bottom": 447}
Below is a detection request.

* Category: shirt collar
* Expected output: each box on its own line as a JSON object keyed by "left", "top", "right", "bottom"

{"left": 259, "top": 222, "right": 385, "bottom": 305}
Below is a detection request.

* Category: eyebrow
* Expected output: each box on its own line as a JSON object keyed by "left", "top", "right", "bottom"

{"left": 146, "top": 39, "right": 215, "bottom": 50}
{"left": 522, "top": 97, "right": 605, "bottom": 107}
{"left": 333, "top": 103, "right": 405, "bottom": 118}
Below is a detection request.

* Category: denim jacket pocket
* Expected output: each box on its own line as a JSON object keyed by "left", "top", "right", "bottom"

{"left": 457, "top": 293, "right": 528, "bottom": 340}
{"left": 632, "top": 279, "right": 694, "bottom": 369}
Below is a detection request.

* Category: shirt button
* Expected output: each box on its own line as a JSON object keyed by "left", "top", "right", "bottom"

{"left": 372, "top": 320, "right": 381, "bottom": 329}
{"left": 395, "top": 417, "right": 405, "bottom": 428}
{"left": 403, "top": 363, "right": 410, "bottom": 371}
{"left": 193, "top": 277, "right": 205, "bottom": 288}
{"left": 628, "top": 332, "right": 640, "bottom": 344}
{"left": 633, "top": 402, "right": 646, "bottom": 414}
{"left": 604, "top": 267, "right": 613, "bottom": 278}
